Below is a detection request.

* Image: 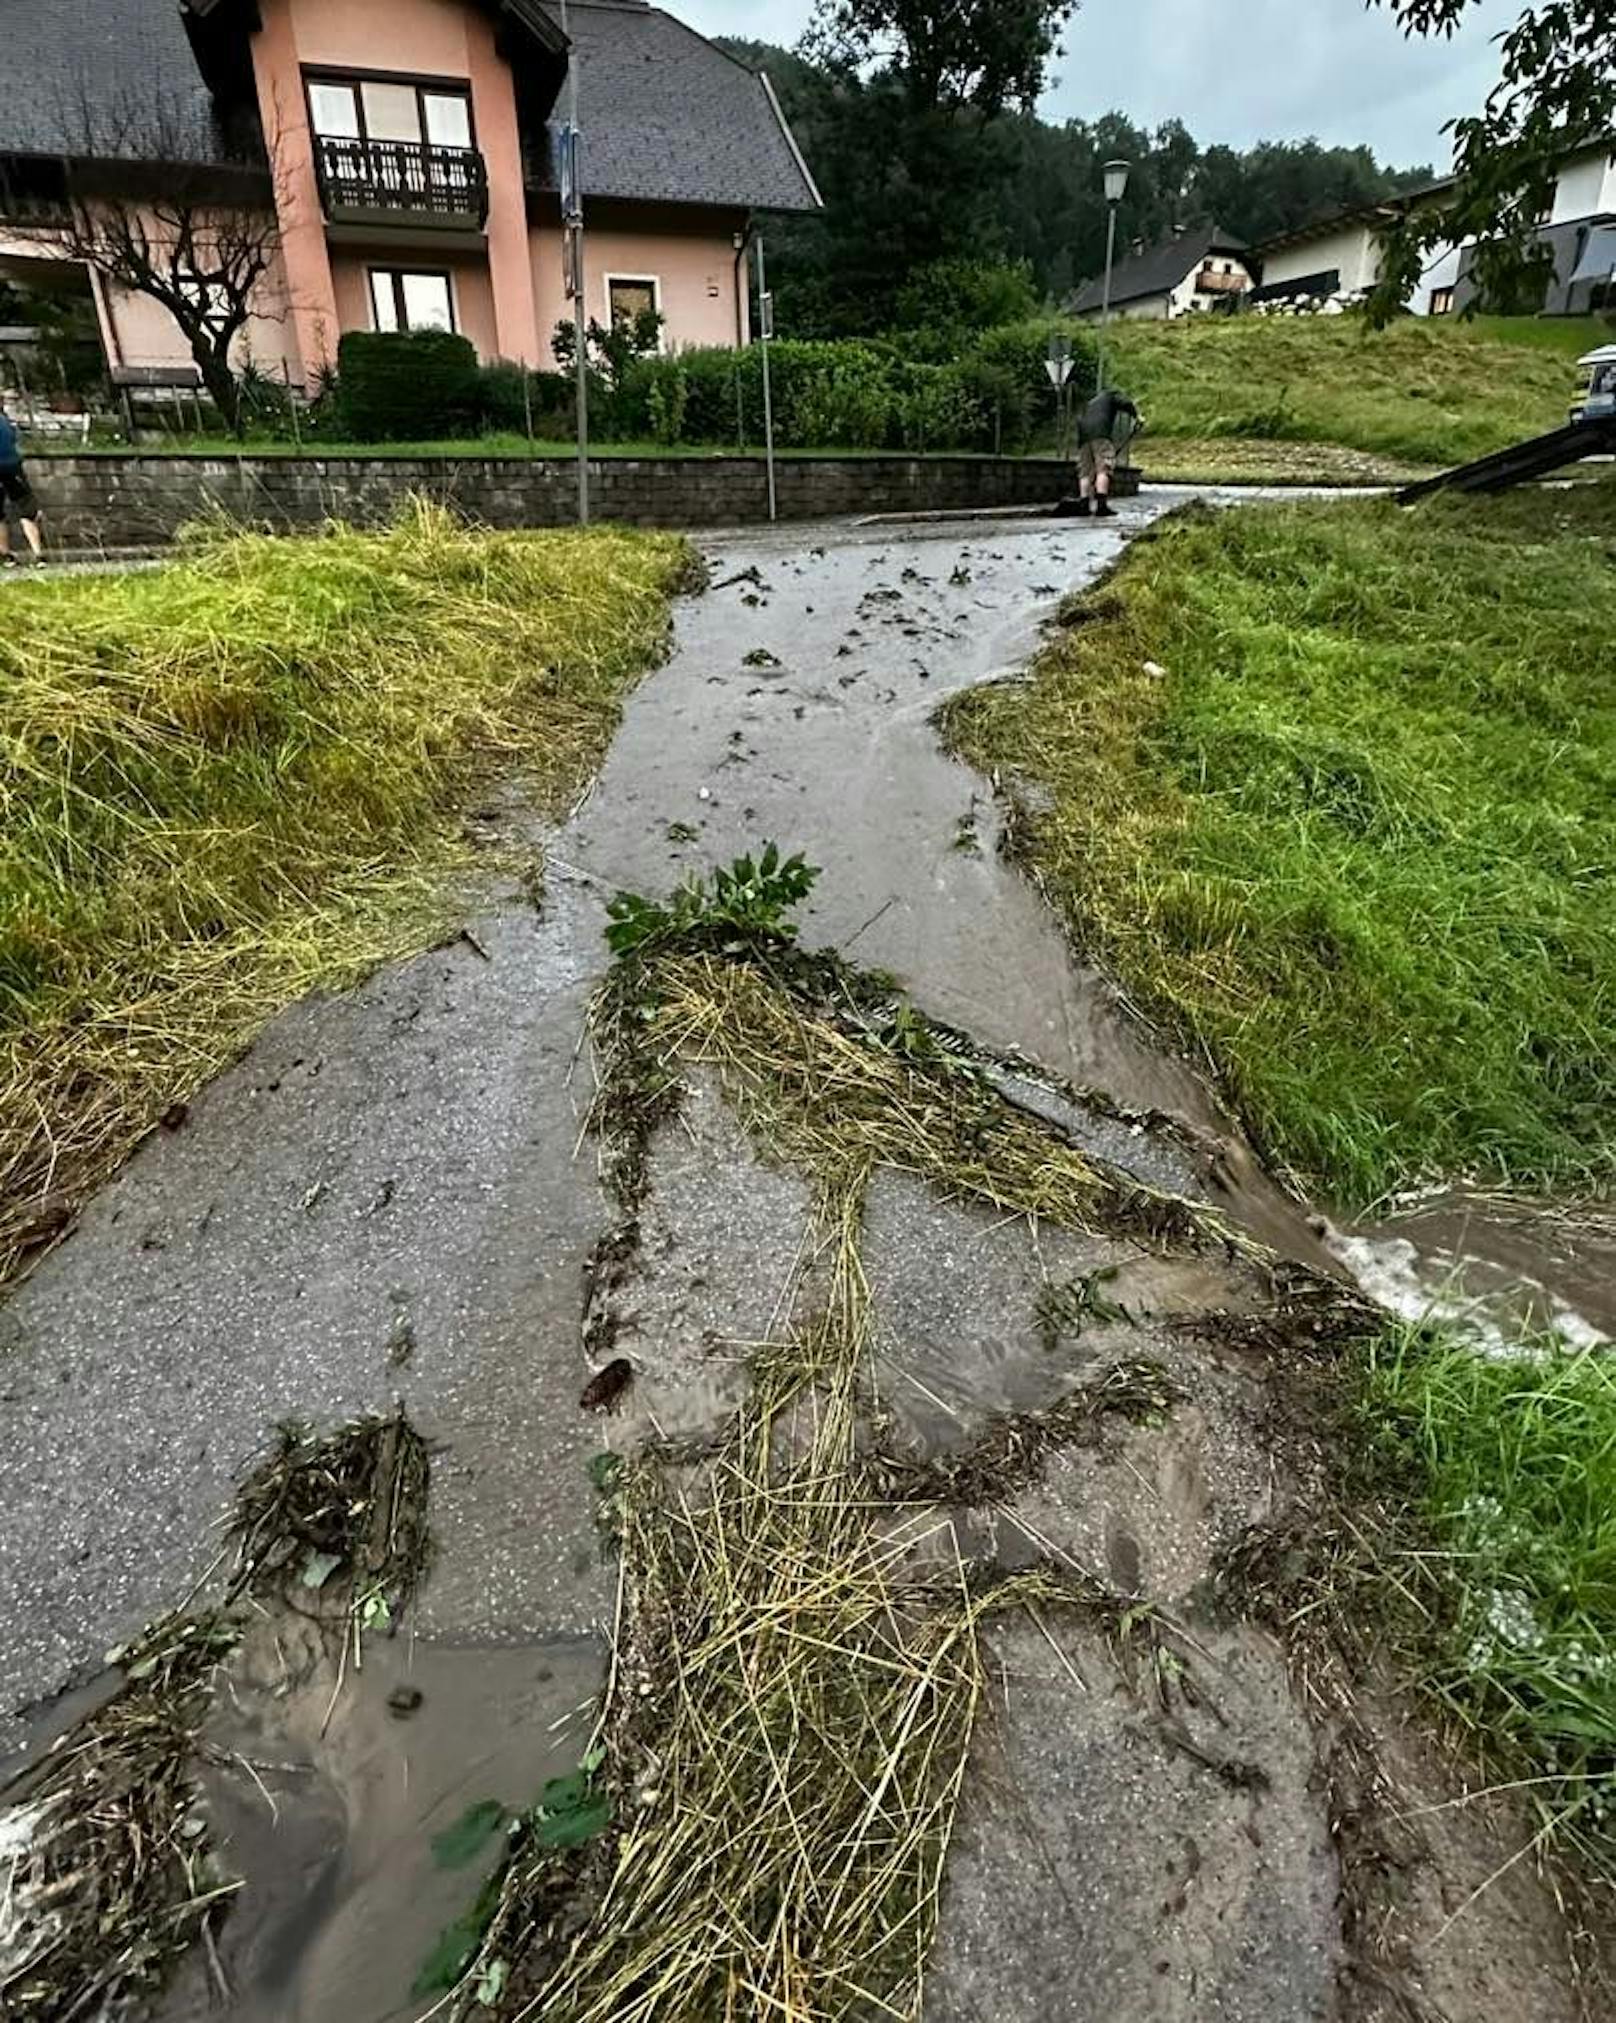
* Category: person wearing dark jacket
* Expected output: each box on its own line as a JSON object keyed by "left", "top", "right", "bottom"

{"left": 1075, "top": 386, "right": 1141, "bottom": 518}
{"left": 0, "top": 397, "right": 45, "bottom": 564}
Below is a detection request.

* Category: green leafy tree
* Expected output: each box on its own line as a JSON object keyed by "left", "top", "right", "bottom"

{"left": 803, "top": 0, "right": 1079, "bottom": 116}
{"left": 1367, "top": 0, "right": 1616, "bottom": 320}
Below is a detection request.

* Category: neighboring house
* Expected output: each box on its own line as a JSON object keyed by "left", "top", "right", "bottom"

{"left": 1454, "top": 139, "right": 1616, "bottom": 316}
{"left": 1069, "top": 225, "right": 1255, "bottom": 323}
{"left": 1253, "top": 141, "right": 1616, "bottom": 317}
{"left": 0, "top": 0, "right": 821, "bottom": 389}
{"left": 1250, "top": 180, "right": 1456, "bottom": 316}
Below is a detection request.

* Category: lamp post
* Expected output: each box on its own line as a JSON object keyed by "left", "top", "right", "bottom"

{"left": 1097, "top": 157, "right": 1130, "bottom": 394}
{"left": 560, "top": 0, "right": 588, "bottom": 524}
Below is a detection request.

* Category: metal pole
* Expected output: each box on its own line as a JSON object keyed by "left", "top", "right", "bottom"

{"left": 755, "top": 234, "right": 777, "bottom": 523}
{"left": 283, "top": 355, "right": 302, "bottom": 450}
{"left": 561, "top": 0, "right": 589, "bottom": 523}
{"left": 1097, "top": 201, "right": 1119, "bottom": 394}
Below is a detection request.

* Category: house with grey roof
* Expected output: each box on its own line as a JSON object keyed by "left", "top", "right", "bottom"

{"left": 0, "top": 0, "right": 821, "bottom": 391}
{"left": 1068, "top": 225, "right": 1255, "bottom": 323}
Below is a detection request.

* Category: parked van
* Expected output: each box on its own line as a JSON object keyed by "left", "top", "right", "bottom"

{"left": 1571, "top": 344, "right": 1616, "bottom": 425}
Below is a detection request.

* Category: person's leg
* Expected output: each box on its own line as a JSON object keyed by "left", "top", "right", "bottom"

{"left": 19, "top": 513, "right": 43, "bottom": 560}
{"left": 1077, "top": 439, "right": 1096, "bottom": 509}
{"left": 0, "top": 517, "right": 12, "bottom": 562}
{"left": 1093, "top": 438, "right": 1118, "bottom": 516}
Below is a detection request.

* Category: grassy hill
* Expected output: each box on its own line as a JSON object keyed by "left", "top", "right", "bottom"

{"left": 1110, "top": 313, "right": 1611, "bottom": 469}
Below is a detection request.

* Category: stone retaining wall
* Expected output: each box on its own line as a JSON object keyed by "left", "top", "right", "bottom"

{"left": 25, "top": 452, "right": 1137, "bottom": 549}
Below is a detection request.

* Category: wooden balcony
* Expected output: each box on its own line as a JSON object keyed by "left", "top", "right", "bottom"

{"left": 1195, "top": 265, "right": 1248, "bottom": 295}
{"left": 315, "top": 137, "right": 489, "bottom": 232}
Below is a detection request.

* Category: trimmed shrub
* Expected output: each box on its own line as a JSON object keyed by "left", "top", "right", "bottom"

{"left": 337, "top": 329, "right": 481, "bottom": 441}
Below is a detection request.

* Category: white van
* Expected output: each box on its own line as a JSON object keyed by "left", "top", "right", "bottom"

{"left": 1572, "top": 344, "right": 1616, "bottom": 425}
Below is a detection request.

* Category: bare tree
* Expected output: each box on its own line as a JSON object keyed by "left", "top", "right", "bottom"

{"left": 49, "top": 80, "right": 285, "bottom": 434}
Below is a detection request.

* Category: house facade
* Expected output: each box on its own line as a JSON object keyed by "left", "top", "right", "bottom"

{"left": 1069, "top": 226, "right": 1255, "bottom": 323}
{"left": 0, "top": 0, "right": 820, "bottom": 392}
{"left": 1253, "top": 142, "right": 1616, "bottom": 317}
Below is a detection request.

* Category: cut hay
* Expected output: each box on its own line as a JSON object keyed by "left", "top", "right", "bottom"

{"left": 0, "top": 1410, "right": 431, "bottom": 2019}
{"left": 0, "top": 503, "right": 691, "bottom": 1282}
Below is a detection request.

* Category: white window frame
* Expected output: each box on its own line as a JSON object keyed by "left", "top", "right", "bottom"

{"left": 367, "top": 265, "right": 459, "bottom": 335}
{"left": 603, "top": 272, "right": 664, "bottom": 349}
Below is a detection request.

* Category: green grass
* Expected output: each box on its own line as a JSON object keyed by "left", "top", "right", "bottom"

{"left": 1364, "top": 1324, "right": 1616, "bottom": 1851}
{"left": 0, "top": 502, "right": 690, "bottom": 1277}
{"left": 944, "top": 488, "right": 1616, "bottom": 1208}
{"left": 1110, "top": 312, "right": 1613, "bottom": 467}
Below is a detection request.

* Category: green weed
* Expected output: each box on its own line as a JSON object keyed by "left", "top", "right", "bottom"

{"left": 605, "top": 844, "right": 820, "bottom": 958}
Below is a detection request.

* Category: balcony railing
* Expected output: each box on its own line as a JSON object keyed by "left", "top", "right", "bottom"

{"left": 1194, "top": 266, "right": 1248, "bottom": 295}
{"left": 315, "top": 136, "right": 489, "bottom": 229}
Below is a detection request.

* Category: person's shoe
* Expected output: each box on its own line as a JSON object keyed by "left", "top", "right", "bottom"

{"left": 0, "top": 553, "right": 17, "bottom": 569}
{"left": 1095, "top": 500, "right": 1118, "bottom": 519}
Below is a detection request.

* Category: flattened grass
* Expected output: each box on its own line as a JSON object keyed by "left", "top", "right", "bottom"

{"left": 0, "top": 503, "right": 690, "bottom": 1277}
{"left": 945, "top": 489, "right": 1616, "bottom": 1208}
{"left": 1111, "top": 312, "right": 1611, "bottom": 467}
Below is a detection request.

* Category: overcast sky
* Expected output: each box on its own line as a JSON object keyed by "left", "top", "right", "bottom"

{"left": 684, "top": 0, "right": 1519, "bottom": 168}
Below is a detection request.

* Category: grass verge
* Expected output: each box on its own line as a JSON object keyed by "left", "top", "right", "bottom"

{"left": 0, "top": 502, "right": 691, "bottom": 1280}
{"left": 1140, "top": 436, "right": 1434, "bottom": 487}
{"left": 1361, "top": 1324, "right": 1616, "bottom": 1857}
{"left": 944, "top": 489, "right": 1616, "bottom": 1209}
{"left": 1109, "top": 312, "right": 1611, "bottom": 466}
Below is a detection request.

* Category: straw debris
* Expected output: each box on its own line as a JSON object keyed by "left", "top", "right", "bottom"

{"left": 0, "top": 1409, "right": 432, "bottom": 2019}
{"left": 445, "top": 881, "right": 1298, "bottom": 2020}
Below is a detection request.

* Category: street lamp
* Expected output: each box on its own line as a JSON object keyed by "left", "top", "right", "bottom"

{"left": 1097, "top": 158, "right": 1130, "bottom": 393}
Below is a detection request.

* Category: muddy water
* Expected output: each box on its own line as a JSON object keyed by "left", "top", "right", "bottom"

{"left": 1334, "top": 1191, "right": 1616, "bottom": 1355}
{"left": 562, "top": 509, "right": 1325, "bottom": 1262}
{"left": 159, "top": 1627, "right": 600, "bottom": 2023}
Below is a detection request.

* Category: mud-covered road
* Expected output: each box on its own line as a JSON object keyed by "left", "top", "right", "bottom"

{"left": 0, "top": 504, "right": 1600, "bottom": 2021}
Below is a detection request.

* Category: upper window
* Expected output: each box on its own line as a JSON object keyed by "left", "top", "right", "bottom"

{"left": 1428, "top": 286, "right": 1455, "bottom": 316}
{"left": 308, "top": 76, "right": 474, "bottom": 151}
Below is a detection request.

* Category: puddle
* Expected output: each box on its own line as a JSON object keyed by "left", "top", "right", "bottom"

{"left": 1333, "top": 1191, "right": 1616, "bottom": 1357}
{"left": 158, "top": 1628, "right": 601, "bottom": 2023}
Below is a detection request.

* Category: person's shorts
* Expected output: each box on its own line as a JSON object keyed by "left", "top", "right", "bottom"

{"left": 1077, "top": 438, "right": 1118, "bottom": 482}
{"left": 0, "top": 463, "right": 41, "bottom": 520}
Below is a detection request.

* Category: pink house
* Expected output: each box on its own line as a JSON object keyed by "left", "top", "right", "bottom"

{"left": 0, "top": 0, "right": 820, "bottom": 389}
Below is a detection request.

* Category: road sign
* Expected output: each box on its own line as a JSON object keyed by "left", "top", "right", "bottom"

{"left": 1044, "top": 357, "right": 1073, "bottom": 389}
{"left": 759, "top": 292, "right": 776, "bottom": 341}
{"left": 558, "top": 124, "right": 582, "bottom": 224}
{"left": 564, "top": 221, "right": 584, "bottom": 301}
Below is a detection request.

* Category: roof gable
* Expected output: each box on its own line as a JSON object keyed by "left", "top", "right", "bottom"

{"left": 537, "top": 2, "right": 821, "bottom": 212}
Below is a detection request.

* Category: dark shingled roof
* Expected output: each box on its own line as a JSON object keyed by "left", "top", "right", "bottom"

{"left": 0, "top": 0, "right": 821, "bottom": 213}
{"left": 1, "top": 0, "right": 227, "bottom": 162}
{"left": 544, "top": 2, "right": 821, "bottom": 212}
{"left": 1070, "top": 225, "right": 1249, "bottom": 315}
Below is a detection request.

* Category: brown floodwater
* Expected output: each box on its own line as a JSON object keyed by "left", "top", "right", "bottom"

{"left": 157, "top": 1625, "right": 602, "bottom": 2023}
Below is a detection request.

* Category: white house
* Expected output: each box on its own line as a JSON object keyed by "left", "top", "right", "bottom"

{"left": 1251, "top": 139, "right": 1616, "bottom": 318}
{"left": 1069, "top": 224, "right": 1255, "bottom": 323}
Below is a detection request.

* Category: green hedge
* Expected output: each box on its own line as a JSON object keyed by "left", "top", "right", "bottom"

{"left": 337, "top": 329, "right": 482, "bottom": 441}
{"left": 616, "top": 322, "right": 1097, "bottom": 455}
{"left": 327, "top": 321, "right": 1098, "bottom": 452}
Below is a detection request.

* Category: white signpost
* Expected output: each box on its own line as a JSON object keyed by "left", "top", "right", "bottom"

{"left": 1046, "top": 336, "right": 1076, "bottom": 461}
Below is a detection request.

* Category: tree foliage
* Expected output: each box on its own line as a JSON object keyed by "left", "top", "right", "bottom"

{"left": 1367, "top": 0, "right": 1616, "bottom": 321}
{"left": 724, "top": 32, "right": 1434, "bottom": 336}
{"left": 803, "top": 0, "right": 1079, "bottom": 115}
